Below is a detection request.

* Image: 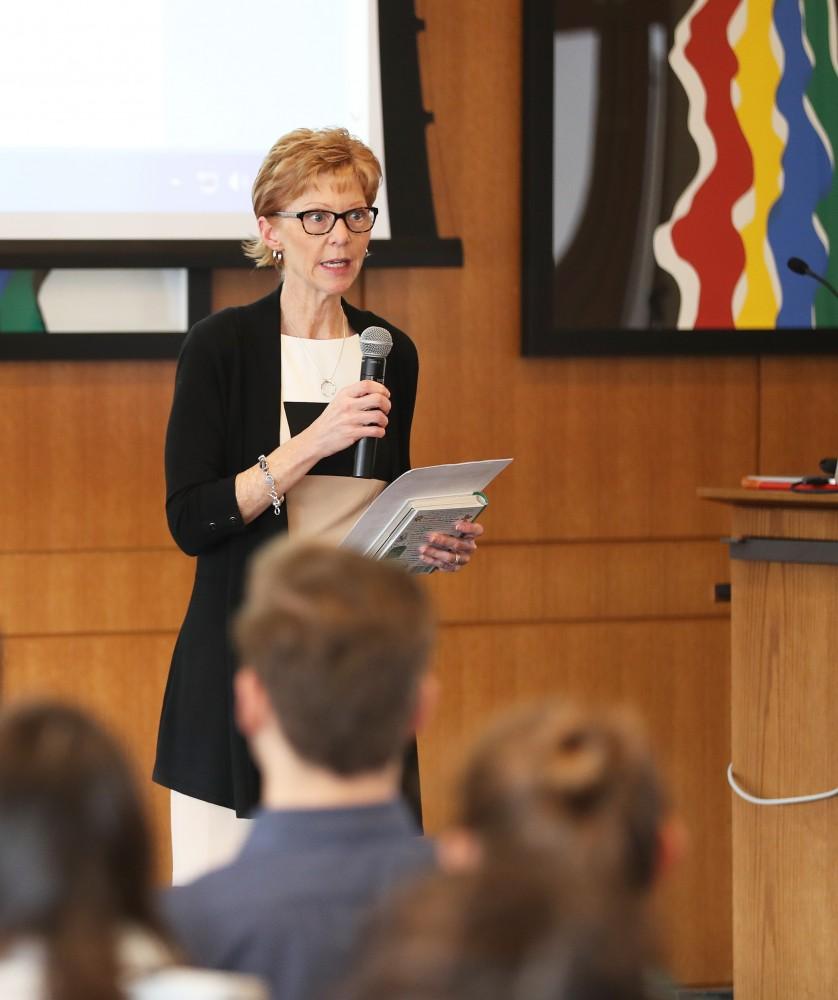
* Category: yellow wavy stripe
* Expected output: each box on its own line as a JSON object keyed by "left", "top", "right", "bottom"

{"left": 733, "top": 0, "right": 784, "bottom": 327}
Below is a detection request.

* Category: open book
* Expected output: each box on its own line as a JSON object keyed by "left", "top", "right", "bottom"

{"left": 342, "top": 459, "right": 512, "bottom": 572}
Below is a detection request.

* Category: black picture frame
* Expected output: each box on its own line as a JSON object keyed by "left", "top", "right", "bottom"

{"left": 521, "top": 0, "right": 838, "bottom": 357}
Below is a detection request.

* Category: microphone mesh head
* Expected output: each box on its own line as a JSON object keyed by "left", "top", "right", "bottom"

{"left": 360, "top": 325, "right": 393, "bottom": 358}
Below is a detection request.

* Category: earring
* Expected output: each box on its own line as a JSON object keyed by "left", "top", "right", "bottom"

{"left": 364, "top": 249, "right": 371, "bottom": 258}
{"left": 272, "top": 248, "right": 283, "bottom": 264}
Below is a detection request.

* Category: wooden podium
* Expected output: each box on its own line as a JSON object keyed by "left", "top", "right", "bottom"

{"left": 700, "top": 489, "right": 838, "bottom": 999}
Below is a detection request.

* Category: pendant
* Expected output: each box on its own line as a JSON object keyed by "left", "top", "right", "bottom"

{"left": 321, "top": 378, "right": 337, "bottom": 399}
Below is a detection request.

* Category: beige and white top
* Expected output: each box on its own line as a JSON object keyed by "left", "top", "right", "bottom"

{"left": 280, "top": 332, "right": 387, "bottom": 543}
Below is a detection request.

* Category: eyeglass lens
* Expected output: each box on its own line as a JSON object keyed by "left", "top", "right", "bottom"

{"left": 301, "top": 209, "right": 376, "bottom": 234}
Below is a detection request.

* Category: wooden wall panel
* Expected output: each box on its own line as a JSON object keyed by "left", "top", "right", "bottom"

{"left": 0, "top": 361, "right": 174, "bottom": 552}
{"left": 1, "top": 633, "right": 175, "bottom": 880}
{"left": 0, "top": 540, "right": 727, "bottom": 636}
{"left": 420, "top": 618, "right": 732, "bottom": 986}
{"left": 759, "top": 356, "right": 838, "bottom": 473}
{"left": 212, "top": 268, "right": 279, "bottom": 312}
{"left": 426, "top": 539, "right": 730, "bottom": 623}
{"left": 0, "top": 550, "right": 193, "bottom": 636}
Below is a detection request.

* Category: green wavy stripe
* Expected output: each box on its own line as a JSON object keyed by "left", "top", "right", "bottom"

{"left": 804, "top": 0, "right": 838, "bottom": 326}
{"left": 0, "top": 271, "right": 46, "bottom": 333}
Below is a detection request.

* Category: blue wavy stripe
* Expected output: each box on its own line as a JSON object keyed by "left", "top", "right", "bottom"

{"left": 0, "top": 270, "right": 11, "bottom": 296}
{"left": 767, "top": 0, "right": 833, "bottom": 327}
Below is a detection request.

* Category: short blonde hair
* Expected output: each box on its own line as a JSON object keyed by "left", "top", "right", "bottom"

{"left": 243, "top": 127, "right": 383, "bottom": 268}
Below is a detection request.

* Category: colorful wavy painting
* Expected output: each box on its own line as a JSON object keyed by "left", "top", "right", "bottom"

{"left": 654, "top": 0, "right": 838, "bottom": 330}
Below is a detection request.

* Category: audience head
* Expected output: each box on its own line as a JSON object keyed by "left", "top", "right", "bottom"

{"left": 342, "top": 862, "right": 652, "bottom": 1000}
{"left": 233, "top": 538, "right": 436, "bottom": 776}
{"left": 447, "top": 701, "right": 674, "bottom": 894}
{"left": 0, "top": 702, "right": 163, "bottom": 999}
{"left": 244, "top": 126, "right": 382, "bottom": 268}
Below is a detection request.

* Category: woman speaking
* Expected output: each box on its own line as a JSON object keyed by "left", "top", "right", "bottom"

{"left": 153, "top": 128, "right": 482, "bottom": 883}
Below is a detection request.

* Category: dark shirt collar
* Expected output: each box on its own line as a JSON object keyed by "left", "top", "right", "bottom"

{"left": 239, "top": 798, "right": 421, "bottom": 857}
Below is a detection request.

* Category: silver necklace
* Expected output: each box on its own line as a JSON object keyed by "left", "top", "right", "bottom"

{"left": 283, "top": 311, "right": 348, "bottom": 399}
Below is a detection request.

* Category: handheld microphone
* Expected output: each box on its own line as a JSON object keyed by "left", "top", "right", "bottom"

{"left": 352, "top": 326, "right": 393, "bottom": 479}
{"left": 786, "top": 257, "right": 838, "bottom": 299}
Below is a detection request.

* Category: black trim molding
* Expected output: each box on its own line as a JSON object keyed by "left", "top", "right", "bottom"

{"left": 728, "top": 536, "right": 838, "bottom": 566}
{"left": 0, "top": 332, "right": 186, "bottom": 361}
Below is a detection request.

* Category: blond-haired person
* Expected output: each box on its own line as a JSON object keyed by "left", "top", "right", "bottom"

{"left": 153, "top": 128, "right": 483, "bottom": 882}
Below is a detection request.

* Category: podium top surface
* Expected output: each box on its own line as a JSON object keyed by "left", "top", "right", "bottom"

{"left": 698, "top": 487, "right": 838, "bottom": 509}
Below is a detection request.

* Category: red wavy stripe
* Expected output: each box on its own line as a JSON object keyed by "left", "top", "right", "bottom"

{"left": 671, "top": 0, "right": 753, "bottom": 327}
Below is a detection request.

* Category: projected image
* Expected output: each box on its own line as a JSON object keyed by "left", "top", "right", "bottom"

{"left": 0, "top": 0, "right": 387, "bottom": 242}
{"left": 0, "top": 0, "right": 460, "bottom": 354}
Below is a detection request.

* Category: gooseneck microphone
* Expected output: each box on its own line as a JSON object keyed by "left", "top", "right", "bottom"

{"left": 787, "top": 256, "right": 838, "bottom": 299}
{"left": 353, "top": 326, "right": 393, "bottom": 479}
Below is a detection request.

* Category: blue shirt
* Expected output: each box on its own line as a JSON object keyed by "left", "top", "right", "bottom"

{"left": 164, "top": 800, "right": 434, "bottom": 1000}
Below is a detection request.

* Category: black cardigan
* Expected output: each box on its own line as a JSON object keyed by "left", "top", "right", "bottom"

{"left": 153, "top": 287, "right": 419, "bottom": 815}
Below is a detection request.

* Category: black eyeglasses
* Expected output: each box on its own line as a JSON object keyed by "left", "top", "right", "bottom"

{"left": 271, "top": 206, "right": 378, "bottom": 235}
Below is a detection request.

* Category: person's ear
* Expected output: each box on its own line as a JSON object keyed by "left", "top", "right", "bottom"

{"left": 655, "top": 815, "right": 688, "bottom": 882}
{"left": 436, "top": 828, "right": 484, "bottom": 872}
{"left": 410, "top": 673, "right": 439, "bottom": 735}
{"left": 234, "top": 666, "right": 273, "bottom": 739}
{"left": 257, "top": 215, "right": 282, "bottom": 252}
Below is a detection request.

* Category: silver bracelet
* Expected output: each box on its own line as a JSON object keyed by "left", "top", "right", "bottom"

{"left": 258, "top": 455, "right": 284, "bottom": 516}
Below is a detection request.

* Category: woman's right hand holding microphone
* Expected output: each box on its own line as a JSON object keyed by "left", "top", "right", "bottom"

{"left": 236, "top": 381, "right": 389, "bottom": 524}
{"left": 306, "top": 380, "right": 390, "bottom": 457}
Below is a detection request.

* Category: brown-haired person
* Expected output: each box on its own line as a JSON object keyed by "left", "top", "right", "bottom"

{"left": 0, "top": 702, "right": 266, "bottom": 1000}
{"left": 341, "top": 863, "right": 654, "bottom": 1000}
{"left": 438, "top": 702, "right": 684, "bottom": 1000}
{"left": 154, "top": 126, "right": 483, "bottom": 882}
{"left": 163, "top": 538, "right": 438, "bottom": 1000}
{"left": 441, "top": 701, "right": 684, "bottom": 895}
